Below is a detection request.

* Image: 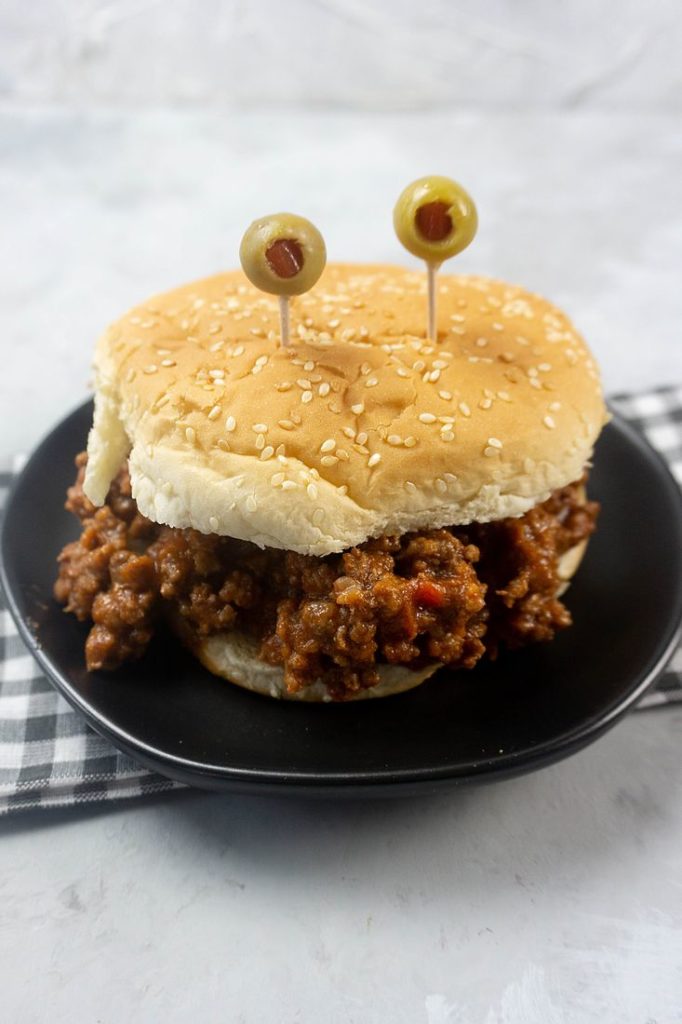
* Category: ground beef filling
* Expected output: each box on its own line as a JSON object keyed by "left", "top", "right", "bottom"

{"left": 55, "top": 454, "right": 598, "bottom": 699}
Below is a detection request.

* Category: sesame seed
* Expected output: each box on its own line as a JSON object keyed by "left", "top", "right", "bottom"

{"left": 492, "top": 322, "right": 504, "bottom": 331}
{"left": 476, "top": 338, "right": 488, "bottom": 348}
{"left": 208, "top": 405, "right": 221, "bottom": 421}
{"left": 143, "top": 364, "right": 158, "bottom": 374}
{"left": 433, "top": 359, "right": 448, "bottom": 370}
{"left": 459, "top": 402, "right": 471, "bottom": 417}
{"left": 549, "top": 401, "right": 562, "bottom": 412}
{"left": 497, "top": 391, "right": 512, "bottom": 402}
{"left": 260, "top": 446, "right": 275, "bottom": 460}
{"left": 255, "top": 434, "right": 266, "bottom": 450}
{"left": 278, "top": 419, "right": 295, "bottom": 430}
{"left": 435, "top": 478, "right": 447, "bottom": 494}
{"left": 301, "top": 391, "right": 313, "bottom": 404}
{"left": 321, "top": 455, "right": 339, "bottom": 467}
{"left": 386, "top": 434, "right": 402, "bottom": 446}
{"left": 320, "top": 439, "right": 336, "bottom": 453}
{"left": 209, "top": 369, "right": 225, "bottom": 379}
{"left": 233, "top": 345, "right": 245, "bottom": 357}
{"left": 356, "top": 432, "right": 368, "bottom": 445}
{"left": 252, "top": 423, "right": 268, "bottom": 433}
{"left": 307, "top": 483, "right": 319, "bottom": 499}
{"left": 360, "top": 362, "right": 372, "bottom": 376}
{"left": 404, "top": 436, "right": 417, "bottom": 448}
{"left": 419, "top": 412, "right": 437, "bottom": 423}
{"left": 225, "top": 416, "right": 236, "bottom": 432}
{"left": 342, "top": 426, "right": 356, "bottom": 439}
{"left": 185, "top": 427, "right": 196, "bottom": 444}
{"left": 368, "top": 453, "right": 381, "bottom": 468}
{"left": 413, "top": 360, "right": 426, "bottom": 372}
{"left": 255, "top": 355, "right": 269, "bottom": 367}
{"left": 351, "top": 403, "right": 365, "bottom": 415}
{"left": 281, "top": 480, "right": 297, "bottom": 491}
{"left": 328, "top": 402, "right": 341, "bottom": 414}
{"left": 487, "top": 437, "right": 503, "bottom": 449}
{"left": 441, "top": 431, "right": 455, "bottom": 442}
{"left": 275, "top": 444, "right": 285, "bottom": 457}
{"left": 276, "top": 382, "right": 292, "bottom": 392}
{"left": 483, "top": 446, "right": 499, "bottom": 457}
{"left": 538, "top": 363, "right": 552, "bottom": 372}
{"left": 318, "top": 382, "right": 331, "bottom": 397}
{"left": 404, "top": 481, "right": 418, "bottom": 494}
{"left": 246, "top": 496, "right": 258, "bottom": 512}
{"left": 479, "top": 398, "right": 493, "bottom": 410}
{"left": 430, "top": 369, "right": 442, "bottom": 382}
{"left": 438, "top": 390, "right": 453, "bottom": 401}
{"left": 396, "top": 366, "right": 410, "bottom": 378}
{"left": 161, "top": 358, "right": 176, "bottom": 368}
{"left": 336, "top": 448, "right": 350, "bottom": 461}
{"left": 529, "top": 378, "right": 542, "bottom": 390}
{"left": 303, "top": 360, "right": 315, "bottom": 372}
{"left": 543, "top": 415, "right": 556, "bottom": 429}
{"left": 328, "top": 319, "right": 340, "bottom": 329}
{"left": 365, "top": 377, "right": 378, "bottom": 388}
{"left": 297, "top": 379, "right": 312, "bottom": 390}
{"left": 272, "top": 472, "right": 286, "bottom": 486}
{"left": 527, "top": 367, "right": 539, "bottom": 377}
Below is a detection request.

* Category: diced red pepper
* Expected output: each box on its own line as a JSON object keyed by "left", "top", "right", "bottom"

{"left": 412, "top": 579, "right": 446, "bottom": 608}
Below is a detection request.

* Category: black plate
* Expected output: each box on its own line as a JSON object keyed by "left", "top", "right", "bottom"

{"left": 2, "top": 401, "right": 682, "bottom": 796}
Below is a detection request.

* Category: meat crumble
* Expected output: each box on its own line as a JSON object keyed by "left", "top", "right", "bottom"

{"left": 55, "top": 454, "right": 598, "bottom": 699}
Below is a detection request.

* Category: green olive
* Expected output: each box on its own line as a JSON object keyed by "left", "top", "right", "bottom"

{"left": 239, "top": 213, "right": 327, "bottom": 297}
{"left": 393, "top": 176, "right": 478, "bottom": 264}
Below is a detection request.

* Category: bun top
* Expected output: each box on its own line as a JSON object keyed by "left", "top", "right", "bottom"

{"left": 84, "top": 264, "right": 607, "bottom": 555}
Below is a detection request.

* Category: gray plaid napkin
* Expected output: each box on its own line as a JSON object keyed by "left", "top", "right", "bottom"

{"left": 1, "top": 386, "right": 682, "bottom": 815}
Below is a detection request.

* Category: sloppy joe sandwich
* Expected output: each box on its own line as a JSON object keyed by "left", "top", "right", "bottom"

{"left": 55, "top": 264, "right": 607, "bottom": 701}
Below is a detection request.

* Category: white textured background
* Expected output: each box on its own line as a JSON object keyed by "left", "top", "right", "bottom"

{"left": 1, "top": 0, "right": 681, "bottom": 110}
{"left": 2, "top": 5, "right": 682, "bottom": 1023}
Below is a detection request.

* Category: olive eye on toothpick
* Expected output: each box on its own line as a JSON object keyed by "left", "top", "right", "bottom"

{"left": 393, "top": 176, "right": 478, "bottom": 341}
{"left": 239, "top": 213, "right": 326, "bottom": 347}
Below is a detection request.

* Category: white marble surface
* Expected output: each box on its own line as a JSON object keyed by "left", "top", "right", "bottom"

{"left": 2, "top": 107, "right": 682, "bottom": 1022}
{"left": 2, "top": 0, "right": 681, "bottom": 111}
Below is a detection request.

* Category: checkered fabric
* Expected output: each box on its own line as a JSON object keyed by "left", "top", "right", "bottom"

{"left": 1, "top": 386, "right": 681, "bottom": 814}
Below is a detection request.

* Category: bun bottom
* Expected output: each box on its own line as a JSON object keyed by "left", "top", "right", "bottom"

{"left": 192, "top": 628, "right": 438, "bottom": 702}
{"left": 170, "top": 536, "right": 588, "bottom": 702}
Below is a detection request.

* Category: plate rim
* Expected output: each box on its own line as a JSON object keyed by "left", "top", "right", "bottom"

{"left": 2, "top": 400, "right": 682, "bottom": 791}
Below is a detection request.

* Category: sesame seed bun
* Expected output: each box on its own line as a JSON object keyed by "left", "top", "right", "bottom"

{"left": 171, "top": 537, "right": 587, "bottom": 701}
{"left": 84, "top": 264, "right": 606, "bottom": 555}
